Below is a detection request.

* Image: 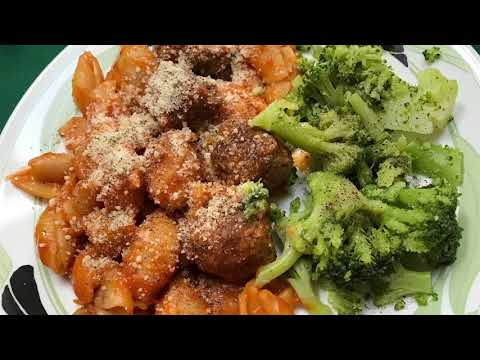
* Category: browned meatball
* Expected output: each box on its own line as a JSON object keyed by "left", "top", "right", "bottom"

{"left": 155, "top": 268, "right": 241, "bottom": 315}
{"left": 153, "top": 45, "right": 186, "bottom": 62}
{"left": 154, "top": 45, "right": 234, "bottom": 81}
{"left": 180, "top": 183, "right": 275, "bottom": 283}
{"left": 210, "top": 119, "right": 293, "bottom": 191}
{"left": 141, "top": 60, "right": 222, "bottom": 130}
{"left": 144, "top": 128, "right": 202, "bottom": 211}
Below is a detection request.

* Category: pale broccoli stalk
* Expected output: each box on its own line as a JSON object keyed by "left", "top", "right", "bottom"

{"left": 240, "top": 181, "right": 269, "bottom": 221}
{"left": 423, "top": 47, "right": 441, "bottom": 64}
{"left": 255, "top": 211, "right": 302, "bottom": 288}
{"left": 405, "top": 142, "right": 464, "bottom": 187}
{"left": 255, "top": 195, "right": 317, "bottom": 288}
{"left": 348, "top": 92, "right": 387, "bottom": 142}
{"left": 287, "top": 257, "right": 332, "bottom": 315}
{"left": 327, "top": 286, "right": 363, "bottom": 315}
{"left": 373, "top": 264, "right": 434, "bottom": 307}
{"left": 362, "top": 135, "right": 463, "bottom": 188}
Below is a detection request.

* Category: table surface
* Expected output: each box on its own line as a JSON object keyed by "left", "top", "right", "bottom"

{"left": 1, "top": 45, "right": 480, "bottom": 132}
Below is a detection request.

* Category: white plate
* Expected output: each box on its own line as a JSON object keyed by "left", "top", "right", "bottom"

{"left": 1, "top": 45, "right": 480, "bottom": 315}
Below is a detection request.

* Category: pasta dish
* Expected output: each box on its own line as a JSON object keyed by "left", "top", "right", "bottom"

{"left": 8, "top": 45, "right": 300, "bottom": 315}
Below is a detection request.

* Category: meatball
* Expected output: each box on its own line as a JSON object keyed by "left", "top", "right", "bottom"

{"left": 180, "top": 183, "right": 275, "bottom": 283}
{"left": 153, "top": 45, "right": 185, "bottom": 62}
{"left": 122, "top": 211, "right": 180, "bottom": 304}
{"left": 155, "top": 269, "right": 241, "bottom": 315}
{"left": 141, "top": 60, "right": 222, "bottom": 130}
{"left": 210, "top": 119, "right": 293, "bottom": 191}
{"left": 154, "top": 45, "right": 234, "bottom": 81}
{"left": 145, "top": 128, "right": 202, "bottom": 211}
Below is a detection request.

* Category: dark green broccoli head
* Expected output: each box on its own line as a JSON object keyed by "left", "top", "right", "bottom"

{"left": 283, "top": 172, "right": 401, "bottom": 286}
{"left": 396, "top": 182, "right": 462, "bottom": 268}
{"left": 298, "top": 58, "right": 345, "bottom": 108}
{"left": 363, "top": 180, "right": 462, "bottom": 270}
{"left": 285, "top": 171, "right": 462, "bottom": 290}
{"left": 310, "top": 45, "right": 393, "bottom": 110}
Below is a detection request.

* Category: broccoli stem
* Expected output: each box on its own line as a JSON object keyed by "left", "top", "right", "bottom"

{"left": 327, "top": 286, "right": 363, "bottom": 315}
{"left": 397, "top": 187, "right": 440, "bottom": 208}
{"left": 356, "top": 160, "right": 375, "bottom": 188}
{"left": 255, "top": 241, "right": 302, "bottom": 288}
{"left": 348, "top": 93, "right": 387, "bottom": 141}
{"left": 288, "top": 278, "right": 332, "bottom": 315}
{"left": 405, "top": 142, "right": 464, "bottom": 186}
{"left": 287, "top": 258, "right": 332, "bottom": 315}
{"left": 314, "top": 72, "right": 345, "bottom": 107}
{"left": 251, "top": 113, "right": 348, "bottom": 157}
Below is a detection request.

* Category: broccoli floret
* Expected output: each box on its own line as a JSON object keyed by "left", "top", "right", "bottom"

{"left": 362, "top": 136, "right": 410, "bottom": 187}
{"left": 287, "top": 257, "right": 332, "bottom": 315}
{"left": 287, "top": 172, "right": 365, "bottom": 255}
{"left": 306, "top": 46, "right": 457, "bottom": 136}
{"left": 382, "top": 68, "right": 458, "bottom": 135}
{"left": 376, "top": 156, "right": 412, "bottom": 188}
{"left": 361, "top": 135, "right": 463, "bottom": 188}
{"left": 367, "top": 135, "right": 409, "bottom": 162}
{"left": 363, "top": 180, "right": 463, "bottom": 269}
{"left": 395, "top": 182, "right": 463, "bottom": 268}
{"left": 281, "top": 171, "right": 461, "bottom": 288}
{"left": 250, "top": 99, "right": 362, "bottom": 174}
{"left": 357, "top": 134, "right": 411, "bottom": 189}
{"left": 372, "top": 264, "right": 434, "bottom": 307}
{"left": 283, "top": 172, "right": 400, "bottom": 286}
{"left": 310, "top": 45, "right": 394, "bottom": 110}
{"left": 299, "top": 58, "right": 345, "bottom": 108}
{"left": 268, "top": 202, "right": 285, "bottom": 223}
{"left": 423, "top": 47, "right": 441, "bottom": 64}
{"left": 240, "top": 181, "right": 269, "bottom": 221}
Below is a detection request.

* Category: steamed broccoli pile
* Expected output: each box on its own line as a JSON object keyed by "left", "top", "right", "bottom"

{"left": 251, "top": 45, "right": 464, "bottom": 314}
